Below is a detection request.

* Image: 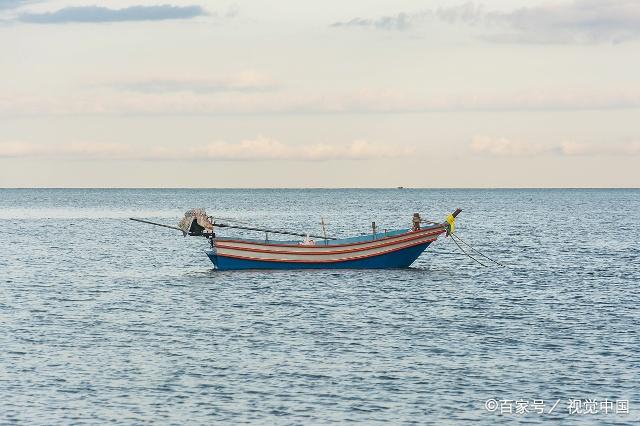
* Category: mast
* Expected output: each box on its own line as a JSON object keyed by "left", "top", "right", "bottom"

{"left": 320, "top": 217, "right": 328, "bottom": 245}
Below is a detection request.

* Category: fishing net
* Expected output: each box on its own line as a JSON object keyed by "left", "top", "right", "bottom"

{"left": 178, "top": 208, "right": 213, "bottom": 235}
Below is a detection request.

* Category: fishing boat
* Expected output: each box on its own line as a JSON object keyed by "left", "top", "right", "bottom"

{"left": 130, "top": 208, "right": 461, "bottom": 270}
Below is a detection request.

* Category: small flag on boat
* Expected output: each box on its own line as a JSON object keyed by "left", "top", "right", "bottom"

{"left": 446, "top": 213, "right": 456, "bottom": 235}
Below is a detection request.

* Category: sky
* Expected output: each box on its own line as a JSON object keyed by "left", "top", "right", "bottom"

{"left": 1, "top": 0, "right": 639, "bottom": 188}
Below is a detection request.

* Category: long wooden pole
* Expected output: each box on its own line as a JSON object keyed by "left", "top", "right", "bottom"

{"left": 129, "top": 218, "right": 184, "bottom": 232}
{"left": 213, "top": 222, "right": 334, "bottom": 240}
{"left": 129, "top": 217, "right": 335, "bottom": 240}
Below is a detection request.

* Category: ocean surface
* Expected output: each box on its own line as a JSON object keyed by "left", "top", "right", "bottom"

{"left": 1, "top": 188, "right": 638, "bottom": 425}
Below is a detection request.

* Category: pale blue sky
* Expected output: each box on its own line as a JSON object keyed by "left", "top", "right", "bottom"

{"left": 1, "top": 0, "right": 639, "bottom": 187}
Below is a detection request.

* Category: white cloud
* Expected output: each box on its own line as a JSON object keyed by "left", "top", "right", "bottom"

{"left": 333, "top": 0, "right": 640, "bottom": 44}
{"left": 485, "top": 0, "right": 640, "bottom": 44}
{"left": 192, "top": 138, "right": 412, "bottom": 160}
{"left": 3, "top": 87, "right": 640, "bottom": 117}
{"left": 331, "top": 3, "right": 483, "bottom": 30}
{"left": 0, "top": 138, "right": 413, "bottom": 161}
{"left": 471, "top": 136, "right": 640, "bottom": 157}
{"left": 112, "top": 71, "right": 279, "bottom": 94}
{"left": 559, "top": 140, "right": 640, "bottom": 156}
{"left": 0, "top": 141, "right": 132, "bottom": 158}
{"left": 470, "top": 136, "right": 550, "bottom": 156}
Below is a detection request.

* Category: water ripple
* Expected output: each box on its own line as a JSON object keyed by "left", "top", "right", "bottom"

{"left": 1, "top": 189, "right": 639, "bottom": 424}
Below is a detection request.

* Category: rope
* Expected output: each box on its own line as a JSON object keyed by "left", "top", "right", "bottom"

{"left": 449, "top": 234, "right": 487, "bottom": 267}
{"left": 451, "top": 232, "right": 507, "bottom": 268}
{"left": 428, "top": 249, "right": 465, "bottom": 255}
{"left": 212, "top": 216, "right": 255, "bottom": 226}
{"left": 209, "top": 215, "right": 334, "bottom": 240}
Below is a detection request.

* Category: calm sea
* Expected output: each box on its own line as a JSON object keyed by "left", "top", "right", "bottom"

{"left": 1, "top": 189, "right": 638, "bottom": 424}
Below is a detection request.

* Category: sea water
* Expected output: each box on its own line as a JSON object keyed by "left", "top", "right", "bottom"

{"left": 1, "top": 189, "right": 638, "bottom": 424}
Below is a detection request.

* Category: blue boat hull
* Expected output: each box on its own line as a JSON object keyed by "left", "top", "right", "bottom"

{"left": 206, "top": 241, "right": 432, "bottom": 270}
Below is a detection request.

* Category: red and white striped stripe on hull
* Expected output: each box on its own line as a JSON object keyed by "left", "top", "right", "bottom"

{"left": 213, "top": 226, "right": 447, "bottom": 263}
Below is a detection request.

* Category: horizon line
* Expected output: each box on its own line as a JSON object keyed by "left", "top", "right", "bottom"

{"left": 1, "top": 187, "right": 638, "bottom": 190}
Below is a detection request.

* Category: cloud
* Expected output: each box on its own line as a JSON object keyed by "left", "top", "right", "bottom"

{"left": 0, "top": 139, "right": 413, "bottom": 161}
{"left": 113, "top": 72, "right": 279, "bottom": 94}
{"left": 470, "top": 136, "right": 550, "bottom": 157}
{"left": 486, "top": 0, "right": 640, "bottom": 44}
{"left": 470, "top": 136, "right": 640, "bottom": 157}
{"left": 0, "top": 141, "right": 134, "bottom": 158}
{"left": 331, "top": 13, "right": 418, "bottom": 31}
{"left": 558, "top": 140, "right": 640, "bottom": 156}
{"left": 332, "top": 1, "right": 640, "bottom": 44}
{"left": 436, "top": 2, "right": 485, "bottom": 25}
{"left": 0, "top": 0, "right": 39, "bottom": 10}
{"left": 331, "top": 3, "right": 483, "bottom": 30}
{"left": 17, "top": 4, "right": 207, "bottom": 24}
{"left": 3, "top": 87, "right": 640, "bottom": 117}
{"left": 194, "top": 138, "right": 413, "bottom": 160}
